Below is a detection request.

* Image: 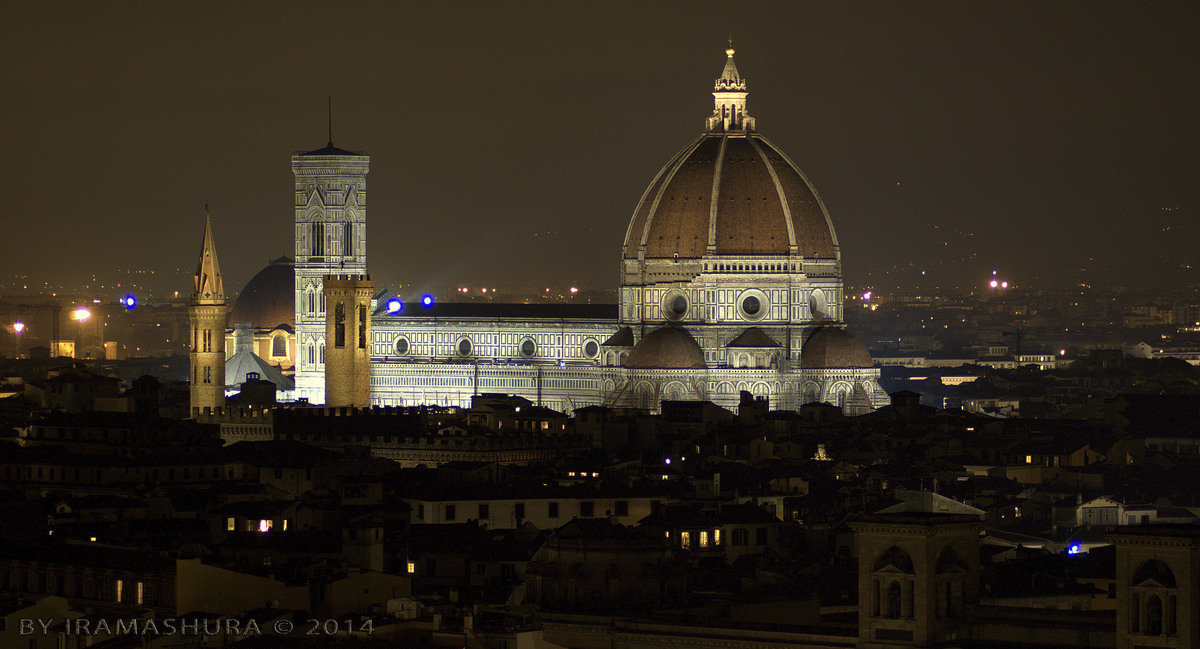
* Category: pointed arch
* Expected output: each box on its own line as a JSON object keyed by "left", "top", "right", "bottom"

{"left": 334, "top": 303, "right": 346, "bottom": 347}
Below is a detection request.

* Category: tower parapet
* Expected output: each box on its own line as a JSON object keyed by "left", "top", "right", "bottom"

{"left": 323, "top": 274, "right": 374, "bottom": 408}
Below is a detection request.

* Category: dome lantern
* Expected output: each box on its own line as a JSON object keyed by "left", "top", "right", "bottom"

{"left": 707, "top": 43, "right": 755, "bottom": 132}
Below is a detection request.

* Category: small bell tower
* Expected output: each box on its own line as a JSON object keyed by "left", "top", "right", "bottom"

{"left": 189, "top": 212, "right": 228, "bottom": 415}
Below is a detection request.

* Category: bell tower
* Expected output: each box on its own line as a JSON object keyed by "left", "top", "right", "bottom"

{"left": 292, "top": 124, "right": 369, "bottom": 405}
{"left": 189, "top": 213, "right": 228, "bottom": 415}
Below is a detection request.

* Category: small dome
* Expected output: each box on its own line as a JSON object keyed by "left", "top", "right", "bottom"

{"left": 230, "top": 256, "right": 294, "bottom": 329}
{"left": 626, "top": 327, "right": 707, "bottom": 370}
{"left": 801, "top": 326, "right": 873, "bottom": 369}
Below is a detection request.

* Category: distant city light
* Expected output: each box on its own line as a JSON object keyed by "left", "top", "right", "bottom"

{"left": 1000, "top": 281, "right": 1008, "bottom": 289}
{"left": 989, "top": 279, "right": 999, "bottom": 289}
{"left": 862, "top": 291, "right": 872, "bottom": 301}
{"left": 664, "top": 458, "right": 671, "bottom": 465}
{"left": 70, "top": 307, "right": 92, "bottom": 322}
{"left": 421, "top": 294, "right": 435, "bottom": 308}
{"left": 12, "top": 322, "right": 24, "bottom": 334}
{"left": 569, "top": 287, "right": 579, "bottom": 294}
{"left": 122, "top": 294, "right": 137, "bottom": 310}
{"left": 1059, "top": 349, "right": 1066, "bottom": 356}
{"left": 385, "top": 298, "right": 403, "bottom": 314}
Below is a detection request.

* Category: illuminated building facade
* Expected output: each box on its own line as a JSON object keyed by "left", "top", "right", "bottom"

{"left": 289, "top": 48, "right": 887, "bottom": 414}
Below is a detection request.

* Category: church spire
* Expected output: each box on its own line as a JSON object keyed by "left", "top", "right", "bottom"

{"left": 706, "top": 43, "right": 755, "bottom": 132}
{"left": 193, "top": 210, "right": 225, "bottom": 304}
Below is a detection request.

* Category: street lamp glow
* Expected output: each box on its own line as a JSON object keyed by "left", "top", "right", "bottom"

{"left": 989, "top": 279, "right": 999, "bottom": 289}
{"left": 12, "top": 322, "right": 24, "bottom": 334}
{"left": 421, "top": 294, "right": 435, "bottom": 308}
{"left": 70, "top": 307, "right": 92, "bottom": 322}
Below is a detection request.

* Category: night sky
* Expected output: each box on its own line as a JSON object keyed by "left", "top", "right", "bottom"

{"left": 4, "top": 2, "right": 1197, "bottom": 298}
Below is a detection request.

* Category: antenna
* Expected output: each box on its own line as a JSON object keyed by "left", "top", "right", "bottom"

{"left": 327, "top": 97, "right": 333, "bottom": 145}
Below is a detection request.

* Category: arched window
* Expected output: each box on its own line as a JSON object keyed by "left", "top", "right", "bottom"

{"left": 334, "top": 304, "right": 346, "bottom": 348}
{"left": 272, "top": 335, "right": 286, "bottom": 358}
{"left": 886, "top": 581, "right": 902, "bottom": 619}
{"left": 343, "top": 222, "right": 353, "bottom": 256}
{"left": 358, "top": 305, "right": 367, "bottom": 349}
{"left": 311, "top": 222, "right": 324, "bottom": 257}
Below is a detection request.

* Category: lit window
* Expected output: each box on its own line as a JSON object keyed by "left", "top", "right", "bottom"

{"left": 407, "top": 561, "right": 416, "bottom": 574}
{"left": 258, "top": 519, "right": 272, "bottom": 533}
{"left": 699, "top": 531, "right": 709, "bottom": 548}
{"left": 568, "top": 471, "right": 576, "bottom": 477}
{"left": 680, "top": 531, "right": 691, "bottom": 549}
{"left": 1025, "top": 455, "right": 1033, "bottom": 464}
{"left": 713, "top": 529, "right": 721, "bottom": 545}
{"left": 115, "top": 579, "right": 123, "bottom": 602}
{"left": 282, "top": 519, "right": 289, "bottom": 531}
{"left": 226, "top": 517, "right": 236, "bottom": 531}
{"left": 136, "top": 581, "right": 144, "bottom": 605}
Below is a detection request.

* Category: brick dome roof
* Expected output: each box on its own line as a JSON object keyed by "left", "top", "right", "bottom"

{"left": 626, "top": 327, "right": 707, "bottom": 370}
{"left": 801, "top": 326, "right": 873, "bottom": 369}
{"left": 622, "top": 133, "right": 838, "bottom": 261}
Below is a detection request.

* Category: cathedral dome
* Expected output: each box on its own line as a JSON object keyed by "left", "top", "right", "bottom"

{"left": 626, "top": 326, "right": 707, "bottom": 370}
{"left": 622, "top": 48, "right": 838, "bottom": 262}
{"left": 801, "top": 326, "right": 874, "bottom": 369}
{"left": 230, "top": 256, "right": 295, "bottom": 329}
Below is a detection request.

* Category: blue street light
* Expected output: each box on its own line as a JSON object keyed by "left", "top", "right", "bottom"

{"left": 421, "top": 294, "right": 435, "bottom": 308}
{"left": 122, "top": 294, "right": 137, "bottom": 310}
{"left": 385, "top": 298, "right": 403, "bottom": 314}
